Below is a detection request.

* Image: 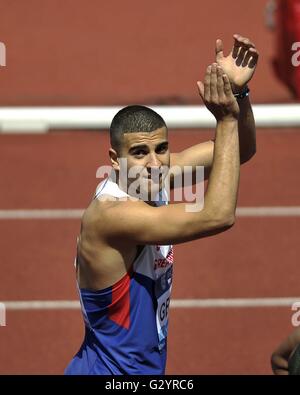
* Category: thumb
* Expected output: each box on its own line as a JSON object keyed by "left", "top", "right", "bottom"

{"left": 215, "top": 39, "right": 224, "bottom": 61}
{"left": 197, "top": 81, "right": 205, "bottom": 100}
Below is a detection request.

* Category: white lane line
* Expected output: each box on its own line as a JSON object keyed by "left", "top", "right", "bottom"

{"left": 3, "top": 301, "right": 80, "bottom": 310}
{"left": 171, "top": 298, "right": 300, "bottom": 308}
{"left": 2, "top": 298, "right": 300, "bottom": 310}
{"left": 0, "top": 209, "right": 84, "bottom": 219}
{"left": 0, "top": 207, "right": 300, "bottom": 219}
{"left": 236, "top": 207, "right": 300, "bottom": 217}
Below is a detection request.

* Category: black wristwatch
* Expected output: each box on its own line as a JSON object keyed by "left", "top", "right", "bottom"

{"left": 233, "top": 86, "right": 250, "bottom": 99}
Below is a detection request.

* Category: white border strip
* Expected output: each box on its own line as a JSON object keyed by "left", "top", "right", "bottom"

{"left": 2, "top": 298, "right": 300, "bottom": 310}
{"left": 1, "top": 104, "right": 300, "bottom": 132}
{"left": 0, "top": 207, "right": 300, "bottom": 219}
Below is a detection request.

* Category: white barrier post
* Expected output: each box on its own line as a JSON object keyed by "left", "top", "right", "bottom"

{"left": 0, "top": 42, "right": 6, "bottom": 67}
{"left": 0, "top": 303, "right": 6, "bottom": 326}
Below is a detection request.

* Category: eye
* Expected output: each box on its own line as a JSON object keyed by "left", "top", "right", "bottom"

{"left": 133, "top": 150, "right": 147, "bottom": 158}
{"left": 157, "top": 145, "right": 168, "bottom": 154}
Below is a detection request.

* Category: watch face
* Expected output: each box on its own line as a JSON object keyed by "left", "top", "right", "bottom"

{"left": 234, "top": 87, "right": 250, "bottom": 99}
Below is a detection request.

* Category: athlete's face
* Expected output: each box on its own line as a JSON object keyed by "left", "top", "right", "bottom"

{"left": 114, "top": 127, "right": 170, "bottom": 201}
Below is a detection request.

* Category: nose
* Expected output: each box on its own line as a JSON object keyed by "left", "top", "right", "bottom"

{"left": 146, "top": 153, "right": 162, "bottom": 177}
{"left": 146, "top": 153, "right": 161, "bottom": 169}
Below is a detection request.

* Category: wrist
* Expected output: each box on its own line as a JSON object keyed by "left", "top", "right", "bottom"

{"left": 232, "top": 85, "right": 250, "bottom": 99}
{"left": 231, "top": 83, "right": 247, "bottom": 94}
{"left": 217, "top": 116, "right": 239, "bottom": 124}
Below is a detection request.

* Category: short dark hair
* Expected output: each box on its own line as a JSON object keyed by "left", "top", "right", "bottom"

{"left": 110, "top": 105, "right": 167, "bottom": 151}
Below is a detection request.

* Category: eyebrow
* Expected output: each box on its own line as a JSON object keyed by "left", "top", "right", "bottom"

{"left": 129, "top": 141, "right": 169, "bottom": 153}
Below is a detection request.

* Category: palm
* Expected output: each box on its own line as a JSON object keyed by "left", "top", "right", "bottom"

{"left": 215, "top": 35, "right": 259, "bottom": 90}
{"left": 217, "top": 55, "right": 255, "bottom": 87}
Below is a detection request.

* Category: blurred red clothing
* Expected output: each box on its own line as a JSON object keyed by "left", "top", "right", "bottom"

{"left": 272, "top": 0, "right": 300, "bottom": 98}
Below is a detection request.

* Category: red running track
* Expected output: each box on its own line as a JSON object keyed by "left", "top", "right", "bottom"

{"left": 0, "top": 130, "right": 300, "bottom": 374}
{"left": 0, "top": 0, "right": 300, "bottom": 375}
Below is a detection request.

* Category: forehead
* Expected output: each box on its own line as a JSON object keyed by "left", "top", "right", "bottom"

{"left": 122, "top": 127, "right": 168, "bottom": 150}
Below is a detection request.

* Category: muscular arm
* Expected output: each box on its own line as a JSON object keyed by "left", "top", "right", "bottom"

{"left": 97, "top": 65, "right": 240, "bottom": 246}
{"left": 170, "top": 34, "right": 258, "bottom": 182}
{"left": 100, "top": 120, "right": 238, "bottom": 246}
{"left": 170, "top": 95, "right": 255, "bottom": 181}
{"left": 236, "top": 95, "right": 256, "bottom": 163}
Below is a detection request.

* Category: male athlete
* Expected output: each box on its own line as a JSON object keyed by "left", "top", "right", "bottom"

{"left": 65, "top": 34, "right": 259, "bottom": 375}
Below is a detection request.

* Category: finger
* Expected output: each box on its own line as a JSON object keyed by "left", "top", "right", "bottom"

{"left": 236, "top": 35, "right": 256, "bottom": 49}
{"left": 210, "top": 63, "right": 218, "bottom": 100}
{"left": 248, "top": 49, "right": 259, "bottom": 69}
{"left": 235, "top": 46, "right": 248, "bottom": 67}
{"left": 239, "top": 37, "right": 253, "bottom": 48}
{"left": 242, "top": 47, "right": 258, "bottom": 67}
{"left": 222, "top": 74, "right": 233, "bottom": 97}
{"left": 242, "top": 51, "right": 253, "bottom": 67}
{"left": 196, "top": 81, "right": 205, "bottom": 100}
{"left": 246, "top": 40, "right": 255, "bottom": 48}
{"left": 232, "top": 35, "right": 242, "bottom": 59}
{"left": 204, "top": 65, "right": 212, "bottom": 101}
{"left": 216, "top": 66, "right": 225, "bottom": 98}
{"left": 233, "top": 34, "right": 256, "bottom": 60}
{"left": 215, "top": 39, "right": 224, "bottom": 61}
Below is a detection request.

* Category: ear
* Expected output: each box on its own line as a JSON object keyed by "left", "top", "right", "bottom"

{"left": 109, "top": 148, "right": 120, "bottom": 171}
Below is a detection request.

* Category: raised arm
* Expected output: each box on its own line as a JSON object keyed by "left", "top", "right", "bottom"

{"left": 171, "top": 34, "right": 259, "bottom": 180}
{"left": 95, "top": 65, "right": 240, "bottom": 246}
{"left": 217, "top": 34, "right": 258, "bottom": 162}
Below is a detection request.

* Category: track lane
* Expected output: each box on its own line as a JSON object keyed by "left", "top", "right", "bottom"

{"left": 166, "top": 307, "right": 294, "bottom": 374}
{"left": 0, "top": 307, "right": 294, "bottom": 374}
{"left": 1, "top": 218, "right": 299, "bottom": 300}
{"left": 1, "top": 130, "right": 300, "bottom": 208}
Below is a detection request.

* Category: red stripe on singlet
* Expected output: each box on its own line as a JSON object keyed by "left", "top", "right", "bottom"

{"left": 108, "top": 271, "right": 131, "bottom": 330}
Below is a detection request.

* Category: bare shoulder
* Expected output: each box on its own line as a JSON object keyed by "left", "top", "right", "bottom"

{"left": 82, "top": 195, "right": 119, "bottom": 229}
{"left": 81, "top": 194, "right": 148, "bottom": 235}
{"left": 78, "top": 195, "right": 141, "bottom": 290}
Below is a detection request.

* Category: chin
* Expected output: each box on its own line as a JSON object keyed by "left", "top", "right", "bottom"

{"left": 139, "top": 183, "right": 161, "bottom": 202}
